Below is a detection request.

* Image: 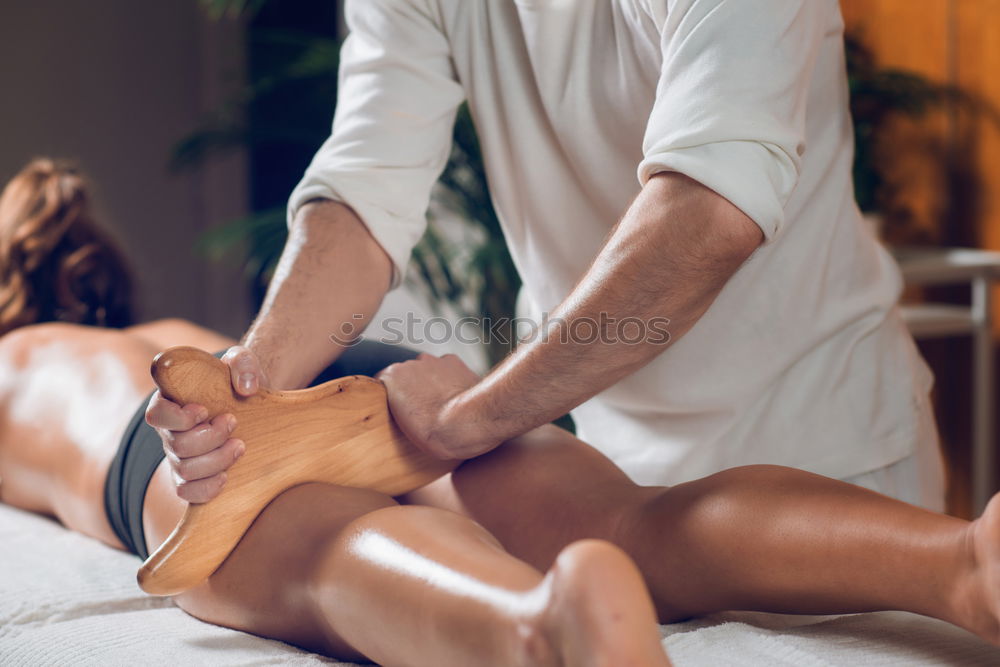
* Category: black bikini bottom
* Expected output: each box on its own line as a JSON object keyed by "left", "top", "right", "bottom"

{"left": 103, "top": 340, "right": 420, "bottom": 559}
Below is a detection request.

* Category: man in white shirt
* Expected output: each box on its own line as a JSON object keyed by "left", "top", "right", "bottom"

{"left": 149, "top": 0, "right": 944, "bottom": 511}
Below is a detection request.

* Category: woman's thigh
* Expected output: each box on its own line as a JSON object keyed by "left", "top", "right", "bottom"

{"left": 145, "top": 478, "right": 398, "bottom": 659}
{"left": 401, "top": 424, "right": 660, "bottom": 571}
{"left": 133, "top": 426, "right": 647, "bottom": 658}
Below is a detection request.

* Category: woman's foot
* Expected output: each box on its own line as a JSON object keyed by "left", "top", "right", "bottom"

{"left": 520, "top": 539, "right": 671, "bottom": 667}
{"left": 967, "top": 494, "right": 1000, "bottom": 643}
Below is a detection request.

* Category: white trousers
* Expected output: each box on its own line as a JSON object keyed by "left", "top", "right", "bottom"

{"left": 840, "top": 397, "right": 947, "bottom": 513}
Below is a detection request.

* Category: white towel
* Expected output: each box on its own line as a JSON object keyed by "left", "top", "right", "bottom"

{"left": 2, "top": 503, "right": 998, "bottom": 666}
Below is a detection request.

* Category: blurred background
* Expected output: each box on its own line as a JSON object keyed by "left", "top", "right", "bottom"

{"left": 838, "top": 0, "right": 1000, "bottom": 517}
{"left": 1, "top": 0, "right": 998, "bottom": 516}
{"left": 0, "top": 1, "right": 253, "bottom": 335}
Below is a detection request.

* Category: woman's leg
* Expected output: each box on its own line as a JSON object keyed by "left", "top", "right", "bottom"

{"left": 0, "top": 329, "right": 665, "bottom": 664}
{"left": 151, "top": 482, "right": 669, "bottom": 666}
{"left": 0, "top": 342, "right": 666, "bottom": 663}
{"left": 406, "top": 425, "right": 997, "bottom": 642}
{"left": 626, "top": 466, "right": 976, "bottom": 624}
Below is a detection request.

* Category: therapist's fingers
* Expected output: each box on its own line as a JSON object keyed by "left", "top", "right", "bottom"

{"left": 173, "top": 471, "right": 228, "bottom": 505}
{"left": 221, "top": 345, "right": 265, "bottom": 397}
{"left": 168, "top": 437, "right": 245, "bottom": 484}
{"left": 160, "top": 413, "right": 236, "bottom": 459}
{"left": 145, "top": 391, "right": 207, "bottom": 432}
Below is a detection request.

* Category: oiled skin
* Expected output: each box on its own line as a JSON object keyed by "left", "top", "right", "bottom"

{"left": 0, "top": 320, "right": 670, "bottom": 665}
{"left": 1, "top": 319, "right": 999, "bottom": 663}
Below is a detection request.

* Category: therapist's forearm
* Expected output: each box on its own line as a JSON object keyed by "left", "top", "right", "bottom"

{"left": 242, "top": 199, "right": 393, "bottom": 390}
{"left": 446, "top": 173, "right": 764, "bottom": 453}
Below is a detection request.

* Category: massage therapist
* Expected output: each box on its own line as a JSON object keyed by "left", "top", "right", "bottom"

{"left": 147, "top": 0, "right": 945, "bottom": 510}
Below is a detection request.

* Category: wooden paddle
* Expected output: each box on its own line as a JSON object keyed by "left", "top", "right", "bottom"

{"left": 137, "top": 346, "right": 457, "bottom": 596}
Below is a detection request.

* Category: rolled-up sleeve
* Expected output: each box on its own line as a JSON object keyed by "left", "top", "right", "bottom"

{"left": 638, "top": 0, "right": 829, "bottom": 240}
{"left": 288, "top": 0, "right": 464, "bottom": 288}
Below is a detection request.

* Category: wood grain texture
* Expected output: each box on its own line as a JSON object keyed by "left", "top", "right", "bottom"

{"left": 840, "top": 0, "right": 1000, "bottom": 517}
{"left": 137, "top": 346, "right": 458, "bottom": 596}
{"left": 840, "top": 0, "right": 1000, "bottom": 332}
{"left": 842, "top": 0, "right": 952, "bottom": 246}
{"left": 954, "top": 0, "right": 1000, "bottom": 280}
{"left": 841, "top": 0, "right": 950, "bottom": 76}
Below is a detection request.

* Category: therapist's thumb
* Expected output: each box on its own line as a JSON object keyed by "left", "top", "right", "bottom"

{"left": 221, "top": 345, "right": 265, "bottom": 397}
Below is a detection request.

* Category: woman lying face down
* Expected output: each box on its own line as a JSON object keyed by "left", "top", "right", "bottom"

{"left": 1, "top": 159, "right": 1000, "bottom": 666}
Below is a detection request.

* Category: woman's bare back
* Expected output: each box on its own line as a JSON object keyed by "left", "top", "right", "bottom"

{"left": 0, "top": 319, "right": 234, "bottom": 544}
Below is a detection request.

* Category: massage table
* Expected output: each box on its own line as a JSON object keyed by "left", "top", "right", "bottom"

{"left": 3, "top": 501, "right": 999, "bottom": 665}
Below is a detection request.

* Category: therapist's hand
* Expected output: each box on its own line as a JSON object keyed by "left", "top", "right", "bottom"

{"left": 377, "top": 353, "right": 496, "bottom": 460}
{"left": 144, "top": 345, "right": 263, "bottom": 503}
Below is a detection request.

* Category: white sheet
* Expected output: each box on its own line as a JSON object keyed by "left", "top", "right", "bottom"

{"left": 2, "top": 503, "right": 999, "bottom": 666}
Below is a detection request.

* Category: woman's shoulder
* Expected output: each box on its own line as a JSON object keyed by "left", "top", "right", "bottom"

{"left": 0, "top": 322, "right": 98, "bottom": 355}
{"left": 0, "top": 323, "right": 100, "bottom": 410}
{"left": 0, "top": 323, "right": 141, "bottom": 382}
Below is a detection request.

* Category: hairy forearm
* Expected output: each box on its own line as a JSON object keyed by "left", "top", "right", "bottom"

{"left": 446, "top": 173, "right": 764, "bottom": 453}
{"left": 242, "top": 200, "right": 393, "bottom": 390}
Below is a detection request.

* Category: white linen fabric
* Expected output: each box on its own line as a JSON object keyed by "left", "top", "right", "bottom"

{"left": 842, "top": 393, "right": 947, "bottom": 512}
{"left": 288, "top": 0, "right": 936, "bottom": 489}
{"left": 4, "top": 503, "right": 1000, "bottom": 666}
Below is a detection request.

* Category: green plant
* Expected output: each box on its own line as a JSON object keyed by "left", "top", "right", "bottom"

{"left": 411, "top": 104, "right": 520, "bottom": 365}
{"left": 182, "top": 9, "right": 990, "bottom": 370}
{"left": 200, "top": 0, "right": 268, "bottom": 18}
{"left": 846, "top": 32, "right": 950, "bottom": 217}
{"left": 180, "top": 0, "right": 519, "bottom": 366}
{"left": 845, "top": 31, "right": 998, "bottom": 225}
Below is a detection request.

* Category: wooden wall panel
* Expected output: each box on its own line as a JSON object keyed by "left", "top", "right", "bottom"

{"left": 842, "top": 0, "right": 949, "bottom": 243}
{"left": 840, "top": 0, "right": 1000, "bottom": 517}
{"left": 954, "top": 0, "right": 1000, "bottom": 264}
{"left": 840, "top": 0, "right": 950, "bottom": 79}
{"left": 840, "top": 0, "right": 1000, "bottom": 332}
{"left": 841, "top": 0, "right": 951, "bottom": 247}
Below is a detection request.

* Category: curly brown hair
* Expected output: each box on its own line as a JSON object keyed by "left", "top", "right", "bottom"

{"left": 0, "top": 158, "right": 134, "bottom": 337}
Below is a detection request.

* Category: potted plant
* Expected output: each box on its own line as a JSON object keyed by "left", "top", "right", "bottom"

{"left": 845, "top": 31, "right": 997, "bottom": 244}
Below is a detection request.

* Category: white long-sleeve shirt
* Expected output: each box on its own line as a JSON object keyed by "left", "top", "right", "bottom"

{"left": 289, "top": 0, "right": 934, "bottom": 485}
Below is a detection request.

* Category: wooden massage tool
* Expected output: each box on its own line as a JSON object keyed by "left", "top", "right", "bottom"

{"left": 137, "top": 346, "right": 458, "bottom": 596}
